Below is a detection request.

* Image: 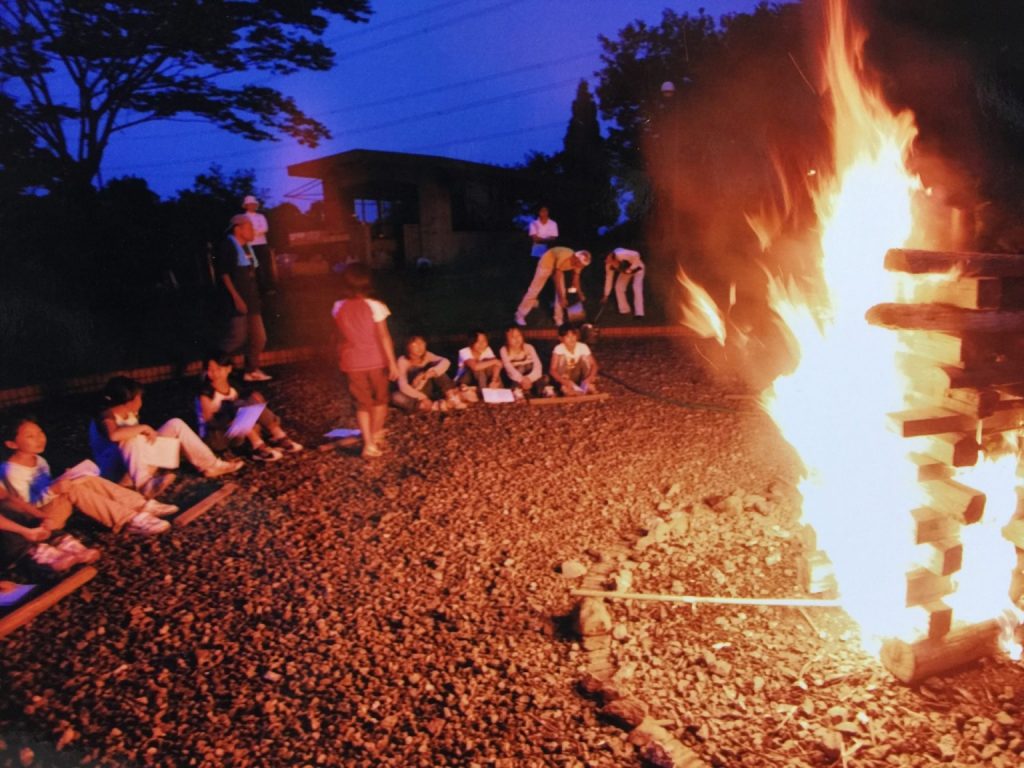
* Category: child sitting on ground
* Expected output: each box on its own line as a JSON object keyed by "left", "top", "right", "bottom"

{"left": 550, "top": 323, "right": 600, "bottom": 396}
{"left": 392, "top": 336, "right": 468, "bottom": 413}
{"left": 455, "top": 330, "right": 503, "bottom": 396}
{"left": 2, "top": 417, "right": 173, "bottom": 537}
{"left": 0, "top": 494, "right": 86, "bottom": 574}
{"left": 499, "top": 325, "right": 548, "bottom": 397}
{"left": 89, "top": 376, "right": 243, "bottom": 496}
{"left": 196, "top": 354, "right": 303, "bottom": 461}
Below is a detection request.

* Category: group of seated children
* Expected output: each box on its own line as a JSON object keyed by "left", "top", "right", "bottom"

{"left": 391, "top": 323, "right": 599, "bottom": 413}
{"left": 0, "top": 356, "right": 303, "bottom": 577}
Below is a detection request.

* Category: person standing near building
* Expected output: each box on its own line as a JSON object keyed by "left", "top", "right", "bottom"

{"left": 242, "top": 195, "right": 275, "bottom": 290}
{"left": 214, "top": 214, "right": 272, "bottom": 382}
{"left": 528, "top": 206, "right": 559, "bottom": 259}
{"left": 602, "top": 248, "right": 645, "bottom": 317}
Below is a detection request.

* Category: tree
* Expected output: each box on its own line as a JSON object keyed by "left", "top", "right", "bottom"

{"left": 0, "top": 0, "right": 371, "bottom": 193}
{"left": 561, "top": 80, "right": 618, "bottom": 239}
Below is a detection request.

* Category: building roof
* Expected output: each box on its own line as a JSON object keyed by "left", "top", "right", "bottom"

{"left": 287, "top": 148, "right": 528, "bottom": 182}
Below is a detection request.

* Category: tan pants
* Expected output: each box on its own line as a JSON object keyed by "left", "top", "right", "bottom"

{"left": 63, "top": 476, "right": 145, "bottom": 533}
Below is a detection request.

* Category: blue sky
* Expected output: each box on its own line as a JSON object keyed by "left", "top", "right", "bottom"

{"left": 100, "top": 0, "right": 765, "bottom": 204}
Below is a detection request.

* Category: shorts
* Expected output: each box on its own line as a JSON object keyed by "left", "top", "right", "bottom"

{"left": 344, "top": 368, "right": 390, "bottom": 409}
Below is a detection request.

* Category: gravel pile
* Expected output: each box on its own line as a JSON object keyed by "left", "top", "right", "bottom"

{"left": 1, "top": 337, "right": 1023, "bottom": 767}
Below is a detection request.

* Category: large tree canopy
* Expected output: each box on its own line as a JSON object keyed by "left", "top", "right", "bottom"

{"left": 0, "top": 0, "right": 371, "bottom": 191}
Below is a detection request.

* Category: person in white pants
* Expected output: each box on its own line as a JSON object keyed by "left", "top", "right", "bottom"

{"left": 602, "top": 248, "right": 645, "bottom": 317}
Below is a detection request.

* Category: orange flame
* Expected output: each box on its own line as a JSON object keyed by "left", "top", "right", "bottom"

{"left": 676, "top": 267, "right": 727, "bottom": 345}
{"left": 678, "top": 0, "right": 1021, "bottom": 649}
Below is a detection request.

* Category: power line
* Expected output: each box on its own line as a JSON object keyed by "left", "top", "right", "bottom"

{"left": 104, "top": 76, "right": 578, "bottom": 172}
{"left": 112, "top": 48, "right": 598, "bottom": 142}
{"left": 324, "top": 0, "right": 478, "bottom": 44}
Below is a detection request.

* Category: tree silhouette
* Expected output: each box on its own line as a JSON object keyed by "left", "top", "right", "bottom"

{"left": 0, "top": 0, "right": 371, "bottom": 194}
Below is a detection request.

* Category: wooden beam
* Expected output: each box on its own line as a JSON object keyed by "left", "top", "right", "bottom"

{"left": 920, "top": 433, "right": 978, "bottom": 468}
{"left": 798, "top": 551, "right": 837, "bottom": 596}
{"left": 918, "top": 539, "right": 963, "bottom": 576}
{"left": 0, "top": 566, "right": 97, "bottom": 640}
{"left": 1002, "top": 519, "right": 1024, "bottom": 549}
{"left": 908, "top": 277, "right": 1002, "bottom": 309}
{"left": 912, "top": 601, "right": 954, "bottom": 641}
{"left": 888, "top": 407, "right": 976, "bottom": 438}
{"left": 867, "top": 304, "right": 1024, "bottom": 334}
{"left": 570, "top": 588, "right": 841, "bottom": 608}
{"left": 880, "top": 619, "right": 1003, "bottom": 684}
{"left": 922, "top": 478, "right": 986, "bottom": 524}
{"left": 898, "top": 331, "right": 1018, "bottom": 368}
{"left": 528, "top": 393, "right": 610, "bottom": 406}
{"left": 174, "top": 483, "right": 238, "bottom": 527}
{"left": 981, "top": 405, "right": 1024, "bottom": 434}
{"left": 911, "top": 507, "right": 960, "bottom": 545}
{"left": 910, "top": 452, "right": 954, "bottom": 482}
{"left": 885, "top": 249, "right": 1024, "bottom": 277}
{"left": 906, "top": 568, "right": 953, "bottom": 607}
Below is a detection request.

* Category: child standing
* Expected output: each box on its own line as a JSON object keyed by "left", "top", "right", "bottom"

{"left": 392, "top": 336, "right": 467, "bottom": 413}
{"left": 331, "top": 263, "right": 399, "bottom": 459}
{"left": 196, "top": 354, "right": 303, "bottom": 461}
{"left": 455, "top": 330, "right": 503, "bottom": 393}
{"left": 89, "top": 376, "right": 243, "bottom": 496}
{"left": 499, "top": 325, "right": 547, "bottom": 397}
{"left": 2, "top": 418, "right": 173, "bottom": 536}
{"left": 550, "top": 323, "right": 600, "bottom": 396}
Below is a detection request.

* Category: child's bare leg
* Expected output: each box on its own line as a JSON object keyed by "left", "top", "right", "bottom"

{"left": 370, "top": 404, "right": 388, "bottom": 442}
{"left": 356, "top": 409, "right": 373, "bottom": 447}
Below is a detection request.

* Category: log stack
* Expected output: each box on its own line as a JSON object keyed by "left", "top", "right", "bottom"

{"left": 803, "top": 248, "right": 1024, "bottom": 682}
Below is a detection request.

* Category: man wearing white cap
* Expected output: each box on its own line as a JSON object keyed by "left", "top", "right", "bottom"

{"left": 514, "top": 246, "right": 591, "bottom": 327}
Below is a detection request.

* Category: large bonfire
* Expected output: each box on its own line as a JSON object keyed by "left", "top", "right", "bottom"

{"left": 677, "top": 0, "right": 1021, "bottom": 652}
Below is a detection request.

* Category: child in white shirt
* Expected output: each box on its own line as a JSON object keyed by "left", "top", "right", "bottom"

{"left": 499, "top": 325, "right": 547, "bottom": 397}
{"left": 456, "top": 330, "right": 503, "bottom": 392}
{"left": 550, "top": 323, "right": 599, "bottom": 396}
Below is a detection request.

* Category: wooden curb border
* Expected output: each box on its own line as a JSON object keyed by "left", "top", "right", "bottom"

{"left": 0, "top": 566, "right": 98, "bottom": 640}
{"left": 174, "top": 483, "right": 238, "bottom": 528}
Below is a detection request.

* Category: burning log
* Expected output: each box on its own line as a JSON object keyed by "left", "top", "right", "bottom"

{"left": 921, "top": 479, "right": 986, "bottom": 525}
{"left": 908, "top": 277, "right": 1002, "bottom": 310}
{"left": 867, "top": 304, "right": 1024, "bottom": 334}
{"left": 917, "top": 539, "right": 963, "bottom": 577}
{"left": 910, "top": 453, "right": 954, "bottom": 482}
{"left": 888, "top": 407, "right": 976, "bottom": 438}
{"left": 898, "top": 330, "right": 1012, "bottom": 367}
{"left": 920, "top": 433, "right": 978, "bottom": 468}
{"left": 885, "top": 248, "right": 1024, "bottom": 278}
{"left": 905, "top": 568, "right": 953, "bottom": 607}
{"left": 880, "top": 619, "right": 1003, "bottom": 684}
{"left": 911, "top": 507, "right": 960, "bottom": 546}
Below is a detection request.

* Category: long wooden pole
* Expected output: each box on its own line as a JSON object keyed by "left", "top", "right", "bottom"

{"left": 571, "top": 588, "right": 842, "bottom": 608}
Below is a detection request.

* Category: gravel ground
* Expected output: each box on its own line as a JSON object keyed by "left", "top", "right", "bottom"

{"left": 1, "top": 338, "right": 1024, "bottom": 767}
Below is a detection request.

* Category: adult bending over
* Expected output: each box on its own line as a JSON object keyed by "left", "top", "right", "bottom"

{"left": 514, "top": 247, "right": 591, "bottom": 327}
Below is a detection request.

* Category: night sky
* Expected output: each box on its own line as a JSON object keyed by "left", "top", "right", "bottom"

{"left": 100, "top": 0, "right": 765, "bottom": 204}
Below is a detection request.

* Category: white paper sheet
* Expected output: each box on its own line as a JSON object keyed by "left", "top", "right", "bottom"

{"left": 481, "top": 388, "right": 516, "bottom": 404}
{"left": 140, "top": 436, "right": 180, "bottom": 469}
{"left": 226, "top": 403, "right": 267, "bottom": 438}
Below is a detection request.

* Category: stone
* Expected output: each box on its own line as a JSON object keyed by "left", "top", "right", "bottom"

{"left": 575, "top": 598, "right": 613, "bottom": 637}
{"left": 600, "top": 698, "right": 648, "bottom": 730}
{"left": 560, "top": 559, "right": 588, "bottom": 579}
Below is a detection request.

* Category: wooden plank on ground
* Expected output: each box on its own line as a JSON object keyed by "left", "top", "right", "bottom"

{"left": 528, "top": 393, "right": 610, "bottom": 406}
{"left": 880, "top": 619, "right": 1002, "bottom": 684}
{"left": 888, "top": 407, "right": 976, "bottom": 438}
{"left": 0, "top": 566, "right": 97, "bottom": 640}
{"left": 175, "top": 483, "right": 238, "bottom": 527}
{"left": 885, "top": 249, "right": 1024, "bottom": 277}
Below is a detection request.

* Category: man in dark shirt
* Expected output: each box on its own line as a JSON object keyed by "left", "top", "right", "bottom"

{"left": 213, "top": 214, "right": 271, "bottom": 382}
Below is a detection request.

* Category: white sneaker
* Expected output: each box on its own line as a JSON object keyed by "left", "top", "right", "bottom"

{"left": 141, "top": 499, "right": 179, "bottom": 518}
{"left": 29, "top": 542, "right": 78, "bottom": 572}
{"left": 243, "top": 369, "right": 272, "bottom": 382}
{"left": 55, "top": 535, "right": 101, "bottom": 564}
{"left": 513, "top": 312, "right": 527, "bottom": 327}
{"left": 128, "top": 511, "right": 171, "bottom": 535}
{"left": 204, "top": 458, "right": 244, "bottom": 478}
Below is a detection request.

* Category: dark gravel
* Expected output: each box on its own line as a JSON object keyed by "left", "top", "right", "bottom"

{"left": 1, "top": 338, "right": 1023, "bottom": 767}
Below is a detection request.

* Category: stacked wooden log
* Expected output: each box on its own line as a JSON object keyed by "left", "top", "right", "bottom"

{"left": 808, "top": 248, "right": 1024, "bottom": 682}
